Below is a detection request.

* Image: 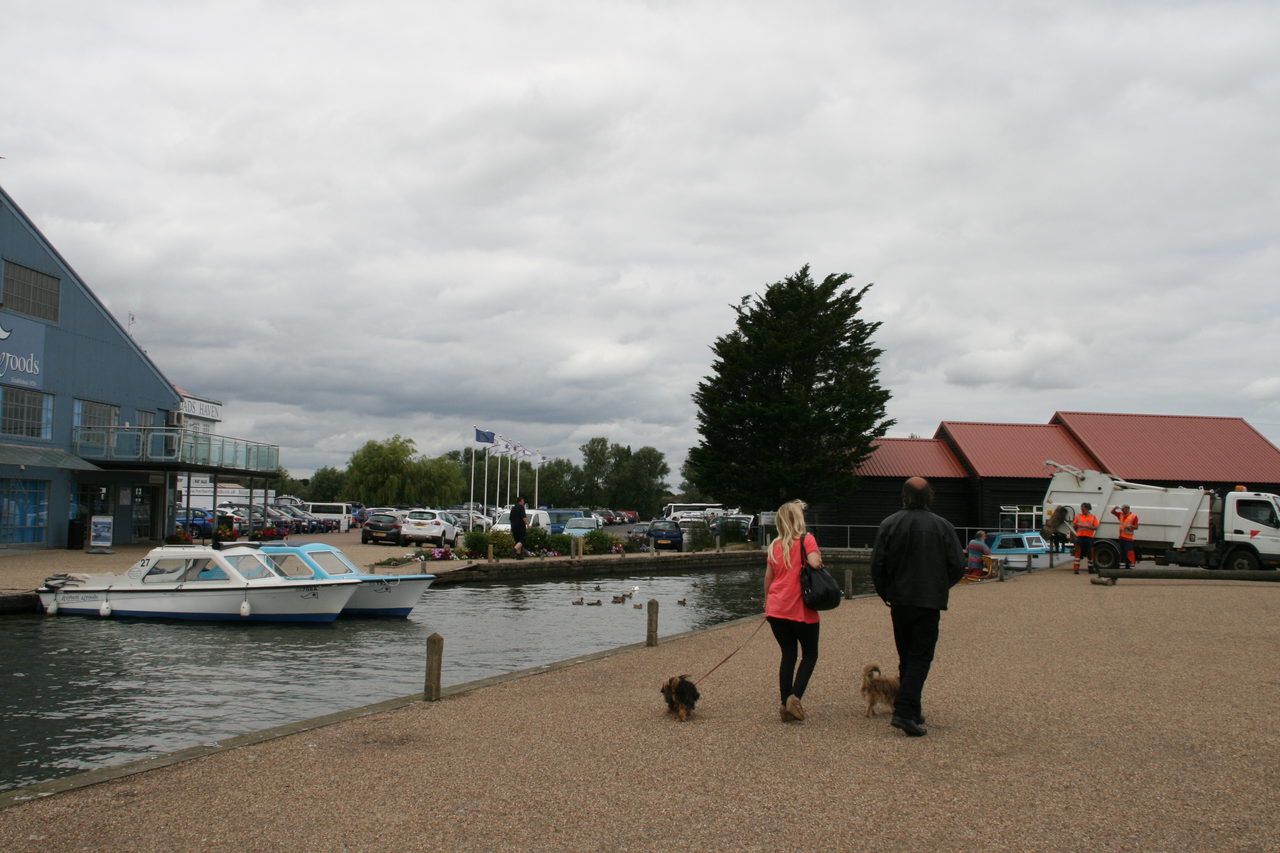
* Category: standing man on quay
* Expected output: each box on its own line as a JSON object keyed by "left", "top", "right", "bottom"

{"left": 871, "top": 477, "right": 965, "bottom": 737}
{"left": 511, "top": 496, "right": 528, "bottom": 560}
{"left": 1073, "top": 502, "right": 1100, "bottom": 574}
{"left": 1110, "top": 503, "right": 1139, "bottom": 570}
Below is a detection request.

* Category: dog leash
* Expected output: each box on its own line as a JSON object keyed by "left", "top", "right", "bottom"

{"left": 693, "top": 617, "right": 769, "bottom": 685}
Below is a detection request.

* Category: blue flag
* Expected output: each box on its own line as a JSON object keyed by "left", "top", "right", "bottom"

{"left": 475, "top": 428, "right": 496, "bottom": 444}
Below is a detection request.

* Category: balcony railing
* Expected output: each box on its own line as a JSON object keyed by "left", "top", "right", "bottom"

{"left": 73, "top": 426, "right": 280, "bottom": 473}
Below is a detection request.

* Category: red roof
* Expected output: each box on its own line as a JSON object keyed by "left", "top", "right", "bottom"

{"left": 1051, "top": 412, "right": 1280, "bottom": 483}
{"left": 935, "top": 422, "right": 1100, "bottom": 479}
{"left": 855, "top": 438, "right": 970, "bottom": 479}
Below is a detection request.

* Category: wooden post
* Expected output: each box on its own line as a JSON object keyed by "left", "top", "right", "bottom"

{"left": 646, "top": 599, "right": 659, "bottom": 647}
{"left": 424, "top": 632, "right": 443, "bottom": 701}
{"left": 487, "top": 543, "right": 494, "bottom": 563}
{"left": 845, "top": 567, "right": 854, "bottom": 599}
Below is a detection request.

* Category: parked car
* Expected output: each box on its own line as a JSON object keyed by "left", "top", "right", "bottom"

{"left": 492, "top": 509, "right": 551, "bottom": 533}
{"left": 546, "top": 508, "right": 584, "bottom": 535}
{"left": 563, "top": 517, "right": 600, "bottom": 538}
{"left": 401, "top": 509, "right": 460, "bottom": 547}
{"left": 175, "top": 508, "right": 216, "bottom": 538}
{"left": 619, "top": 510, "right": 640, "bottom": 524}
{"left": 646, "top": 520, "right": 684, "bottom": 551}
{"left": 361, "top": 512, "right": 405, "bottom": 546}
{"left": 628, "top": 521, "right": 653, "bottom": 542}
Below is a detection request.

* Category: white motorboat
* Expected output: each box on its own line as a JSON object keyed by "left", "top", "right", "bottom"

{"left": 37, "top": 544, "right": 361, "bottom": 623}
{"left": 259, "top": 542, "right": 436, "bottom": 618}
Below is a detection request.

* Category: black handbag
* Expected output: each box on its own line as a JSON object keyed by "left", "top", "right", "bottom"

{"left": 798, "top": 535, "right": 842, "bottom": 610}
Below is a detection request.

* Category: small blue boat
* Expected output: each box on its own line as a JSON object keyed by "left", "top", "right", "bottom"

{"left": 260, "top": 542, "right": 435, "bottom": 618}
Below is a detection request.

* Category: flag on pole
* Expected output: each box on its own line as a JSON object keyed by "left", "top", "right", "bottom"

{"left": 475, "top": 428, "right": 496, "bottom": 445}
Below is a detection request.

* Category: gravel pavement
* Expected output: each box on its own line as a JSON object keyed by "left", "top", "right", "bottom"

{"left": 1, "top": 551, "right": 1277, "bottom": 851}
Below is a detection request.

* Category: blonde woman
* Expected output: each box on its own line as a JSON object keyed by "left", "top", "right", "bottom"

{"left": 764, "top": 499, "right": 823, "bottom": 721}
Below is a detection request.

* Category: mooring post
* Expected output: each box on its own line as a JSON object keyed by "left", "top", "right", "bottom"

{"left": 424, "top": 632, "right": 443, "bottom": 701}
{"left": 646, "top": 599, "right": 659, "bottom": 647}
{"left": 486, "top": 544, "right": 494, "bottom": 563}
{"left": 845, "top": 567, "right": 854, "bottom": 599}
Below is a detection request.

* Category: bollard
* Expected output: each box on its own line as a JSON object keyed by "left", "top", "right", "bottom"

{"left": 424, "top": 632, "right": 443, "bottom": 701}
{"left": 716, "top": 534, "right": 722, "bottom": 553}
{"left": 487, "top": 544, "right": 494, "bottom": 563}
{"left": 646, "top": 599, "right": 659, "bottom": 647}
{"left": 844, "top": 567, "right": 854, "bottom": 599}
{"left": 649, "top": 537, "right": 657, "bottom": 556}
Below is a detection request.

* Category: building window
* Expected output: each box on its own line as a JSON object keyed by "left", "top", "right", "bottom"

{"left": 2, "top": 261, "right": 61, "bottom": 322}
{"left": 136, "top": 410, "right": 156, "bottom": 428}
{"left": 0, "top": 385, "right": 54, "bottom": 439}
{"left": 0, "top": 478, "right": 48, "bottom": 545}
{"left": 74, "top": 399, "right": 120, "bottom": 429}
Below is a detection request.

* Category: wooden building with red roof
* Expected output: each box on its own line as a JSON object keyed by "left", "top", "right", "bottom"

{"left": 814, "top": 411, "right": 1280, "bottom": 542}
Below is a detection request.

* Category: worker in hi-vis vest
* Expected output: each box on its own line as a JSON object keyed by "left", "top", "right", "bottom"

{"left": 1072, "top": 502, "right": 1099, "bottom": 575}
{"left": 1110, "top": 503, "right": 1140, "bottom": 570}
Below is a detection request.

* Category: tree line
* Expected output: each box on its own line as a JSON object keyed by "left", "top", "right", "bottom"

{"left": 266, "top": 435, "right": 673, "bottom": 519}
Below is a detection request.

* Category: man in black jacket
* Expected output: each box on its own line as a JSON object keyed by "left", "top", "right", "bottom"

{"left": 871, "top": 477, "right": 965, "bottom": 737}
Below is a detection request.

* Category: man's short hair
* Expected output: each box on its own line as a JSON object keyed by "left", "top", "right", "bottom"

{"left": 1081, "top": 502, "right": 1091, "bottom": 510}
{"left": 902, "top": 477, "right": 933, "bottom": 509}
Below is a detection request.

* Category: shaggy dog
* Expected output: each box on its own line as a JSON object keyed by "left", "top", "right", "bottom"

{"left": 660, "top": 675, "right": 700, "bottom": 722}
{"left": 860, "top": 664, "right": 899, "bottom": 718}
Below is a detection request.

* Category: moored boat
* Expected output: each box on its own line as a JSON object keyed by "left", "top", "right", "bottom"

{"left": 36, "top": 544, "right": 360, "bottom": 623}
{"left": 259, "top": 542, "right": 435, "bottom": 617}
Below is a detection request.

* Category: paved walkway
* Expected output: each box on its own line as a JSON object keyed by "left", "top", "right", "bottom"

{"left": 1, "top": 565, "right": 1277, "bottom": 851}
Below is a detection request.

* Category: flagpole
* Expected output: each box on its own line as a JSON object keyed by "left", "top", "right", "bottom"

{"left": 468, "top": 429, "right": 476, "bottom": 529}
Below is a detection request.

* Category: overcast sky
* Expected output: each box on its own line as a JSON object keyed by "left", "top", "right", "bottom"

{"left": 3, "top": 0, "right": 1278, "bottom": 480}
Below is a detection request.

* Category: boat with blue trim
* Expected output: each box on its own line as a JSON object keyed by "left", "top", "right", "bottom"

{"left": 36, "top": 544, "right": 360, "bottom": 623}
{"left": 259, "top": 542, "right": 436, "bottom": 617}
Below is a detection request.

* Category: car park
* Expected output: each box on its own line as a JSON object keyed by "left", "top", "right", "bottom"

{"left": 361, "top": 512, "right": 405, "bottom": 546}
{"left": 646, "top": 520, "right": 684, "bottom": 551}
{"left": 401, "top": 509, "right": 459, "bottom": 547}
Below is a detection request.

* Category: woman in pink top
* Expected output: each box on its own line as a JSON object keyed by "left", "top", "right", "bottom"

{"left": 764, "top": 499, "right": 823, "bottom": 722}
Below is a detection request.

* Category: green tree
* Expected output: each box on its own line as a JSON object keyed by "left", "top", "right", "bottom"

{"left": 685, "top": 265, "right": 893, "bottom": 511}
{"left": 606, "top": 445, "right": 670, "bottom": 519}
{"left": 579, "top": 437, "right": 610, "bottom": 508}
{"left": 345, "top": 435, "right": 419, "bottom": 505}
{"left": 308, "top": 465, "right": 347, "bottom": 501}
{"left": 535, "top": 457, "right": 582, "bottom": 508}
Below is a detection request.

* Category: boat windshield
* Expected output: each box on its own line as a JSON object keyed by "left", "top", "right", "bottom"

{"left": 307, "top": 549, "right": 362, "bottom": 577}
{"left": 264, "top": 553, "right": 319, "bottom": 578}
{"left": 223, "top": 553, "right": 284, "bottom": 580}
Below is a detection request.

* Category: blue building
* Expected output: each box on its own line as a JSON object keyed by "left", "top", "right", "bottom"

{"left": 0, "top": 184, "right": 278, "bottom": 549}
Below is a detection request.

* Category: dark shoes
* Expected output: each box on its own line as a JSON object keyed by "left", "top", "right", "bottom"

{"left": 891, "top": 715, "right": 927, "bottom": 737}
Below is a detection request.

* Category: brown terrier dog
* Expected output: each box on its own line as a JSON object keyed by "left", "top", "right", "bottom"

{"left": 660, "top": 675, "right": 700, "bottom": 722}
{"left": 860, "top": 664, "right": 899, "bottom": 718}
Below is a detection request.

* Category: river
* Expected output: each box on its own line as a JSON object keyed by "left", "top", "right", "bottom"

{"left": 1, "top": 565, "right": 874, "bottom": 792}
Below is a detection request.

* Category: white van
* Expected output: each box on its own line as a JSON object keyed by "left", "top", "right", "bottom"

{"left": 305, "top": 502, "right": 357, "bottom": 532}
{"left": 492, "top": 508, "right": 551, "bottom": 534}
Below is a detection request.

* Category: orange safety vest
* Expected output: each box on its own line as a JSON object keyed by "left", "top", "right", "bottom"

{"left": 1112, "top": 509, "right": 1139, "bottom": 540}
{"left": 1074, "top": 513, "right": 1099, "bottom": 538}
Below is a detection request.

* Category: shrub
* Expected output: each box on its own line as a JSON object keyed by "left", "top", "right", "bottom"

{"left": 464, "top": 529, "right": 490, "bottom": 555}
{"left": 687, "top": 523, "right": 716, "bottom": 553}
{"left": 583, "top": 529, "right": 616, "bottom": 555}
{"left": 526, "top": 526, "right": 550, "bottom": 550}
{"left": 547, "top": 533, "right": 573, "bottom": 555}
{"left": 488, "top": 530, "right": 516, "bottom": 556}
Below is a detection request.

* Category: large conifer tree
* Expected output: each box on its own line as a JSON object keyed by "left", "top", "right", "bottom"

{"left": 685, "top": 265, "right": 893, "bottom": 511}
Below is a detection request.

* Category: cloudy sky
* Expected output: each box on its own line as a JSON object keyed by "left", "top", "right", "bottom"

{"left": 3, "top": 0, "right": 1278, "bottom": 479}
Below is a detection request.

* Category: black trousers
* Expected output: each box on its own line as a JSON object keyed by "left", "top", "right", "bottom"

{"left": 890, "top": 605, "right": 941, "bottom": 720}
{"left": 767, "top": 616, "right": 819, "bottom": 704}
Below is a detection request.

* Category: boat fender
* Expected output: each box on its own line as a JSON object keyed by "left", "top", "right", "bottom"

{"left": 45, "top": 600, "right": 59, "bottom": 615}
{"left": 99, "top": 600, "right": 112, "bottom": 617}
{"left": 240, "top": 599, "right": 251, "bottom": 618}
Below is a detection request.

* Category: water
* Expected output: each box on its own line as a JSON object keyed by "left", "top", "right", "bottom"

{"left": 0, "top": 567, "right": 872, "bottom": 792}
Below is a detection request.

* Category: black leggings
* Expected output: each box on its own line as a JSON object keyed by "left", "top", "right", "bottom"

{"left": 767, "top": 616, "right": 819, "bottom": 704}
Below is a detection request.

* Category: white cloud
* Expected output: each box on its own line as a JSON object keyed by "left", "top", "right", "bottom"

{"left": 3, "top": 0, "right": 1279, "bottom": 474}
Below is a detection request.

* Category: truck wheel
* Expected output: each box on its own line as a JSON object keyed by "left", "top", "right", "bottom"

{"left": 1225, "top": 550, "right": 1260, "bottom": 572}
{"left": 1091, "top": 541, "right": 1119, "bottom": 571}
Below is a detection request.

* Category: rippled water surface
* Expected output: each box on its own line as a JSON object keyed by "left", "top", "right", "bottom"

{"left": 1, "top": 567, "right": 872, "bottom": 792}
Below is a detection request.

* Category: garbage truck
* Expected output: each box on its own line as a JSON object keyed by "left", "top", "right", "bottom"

{"left": 1040, "top": 461, "right": 1280, "bottom": 571}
